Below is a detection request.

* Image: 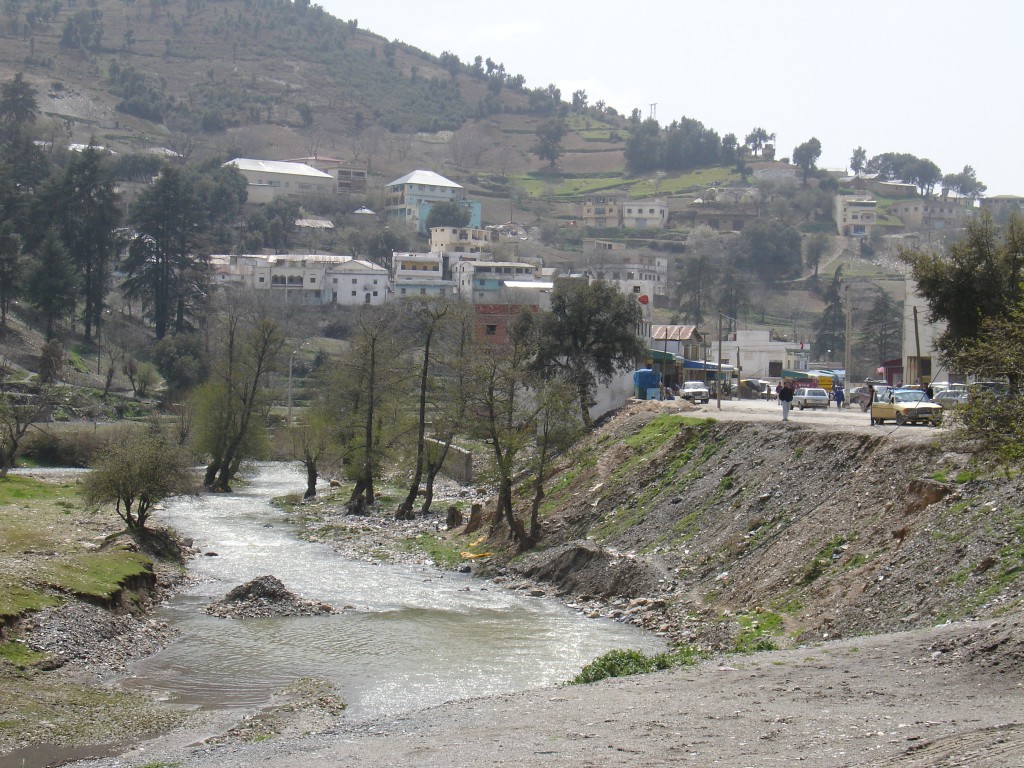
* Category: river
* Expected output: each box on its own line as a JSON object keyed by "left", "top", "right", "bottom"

{"left": 120, "top": 463, "right": 665, "bottom": 718}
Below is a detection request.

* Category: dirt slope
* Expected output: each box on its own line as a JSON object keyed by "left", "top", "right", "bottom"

{"left": 490, "top": 401, "right": 1024, "bottom": 652}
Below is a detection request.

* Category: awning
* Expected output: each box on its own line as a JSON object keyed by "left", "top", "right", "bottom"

{"left": 683, "top": 359, "right": 735, "bottom": 372}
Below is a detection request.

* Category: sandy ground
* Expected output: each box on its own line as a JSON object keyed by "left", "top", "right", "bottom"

{"left": 73, "top": 618, "right": 1024, "bottom": 768}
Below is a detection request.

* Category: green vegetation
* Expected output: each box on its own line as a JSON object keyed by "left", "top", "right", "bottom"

{"left": 400, "top": 533, "right": 465, "bottom": 569}
{"left": 733, "top": 610, "right": 784, "bottom": 652}
{"left": 568, "top": 645, "right": 704, "bottom": 685}
{"left": 0, "top": 639, "right": 48, "bottom": 668}
{"left": 801, "top": 536, "right": 848, "bottom": 585}
{"left": 39, "top": 550, "right": 153, "bottom": 602}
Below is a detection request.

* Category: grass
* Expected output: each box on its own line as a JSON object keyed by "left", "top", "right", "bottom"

{"left": 733, "top": 610, "right": 784, "bottom": 652}
{"left": 399, "top": 532, "right": 465, "bottom": 569}
{"left": 568, "top": 645, "right": 705, "bottom": 685}
{"left": 0, "top": 474, "right": 154, "bottom": 621}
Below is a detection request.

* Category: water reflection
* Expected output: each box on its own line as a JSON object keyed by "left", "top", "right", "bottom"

{"left": 123, "top": 463, "right": 664, "bottom": 717}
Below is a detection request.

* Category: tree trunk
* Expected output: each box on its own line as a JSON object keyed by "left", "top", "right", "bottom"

{"left": 463, "top": 502, "right": 484, "bottom": 535}
{"left": 304, "top": 459, "right": 318, "bottom": 499}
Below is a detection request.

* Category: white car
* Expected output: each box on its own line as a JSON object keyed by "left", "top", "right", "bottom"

{"left": 680, "top": 381, "right": 710, "bottom": 404}
{"left": 794, "top": 387, "right": 830, "bottom": 409}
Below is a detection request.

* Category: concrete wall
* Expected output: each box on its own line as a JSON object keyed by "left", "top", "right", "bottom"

{"left": 426, "top": 439, "right": 473, "bottom": 483}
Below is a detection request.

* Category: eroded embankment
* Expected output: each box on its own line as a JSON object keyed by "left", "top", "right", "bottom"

{"left": 494, "top": 410, "right": 1024, "bottom": 651}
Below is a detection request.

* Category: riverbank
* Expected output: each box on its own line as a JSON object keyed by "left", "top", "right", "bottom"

{"left": 61, "top": 615, "right": 1024, "bottom": 767}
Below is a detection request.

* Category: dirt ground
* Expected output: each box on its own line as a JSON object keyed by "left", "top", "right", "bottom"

{"left": 66, "top": 617, "right": 1024, "bottom": 768}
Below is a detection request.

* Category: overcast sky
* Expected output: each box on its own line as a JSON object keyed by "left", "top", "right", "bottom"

{"left": 318, "top": 1, "right": 1021, "bottom": 196}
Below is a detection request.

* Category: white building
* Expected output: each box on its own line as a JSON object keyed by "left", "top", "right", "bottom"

{"left": 225, "top": 159, "right": 337, "bottom": 204}
{"left": 452, "top": 260, "right": 539, "bottom": 303}
{"left": 429, "top": 226, "right": 498, "bottom": 256}
{"left": 392, "top": 251, "right": 454, "bottom": 298}
{"left": 710, "top": 330, "right": 809, "bottom": 380}
{"left": 211, "top": 253, "right": 388, "bottom": 306}
{"left": 384, "top": 170, "right": 481, "bottom": 233}
{"left": 621, "top": 198, "right": 668, "bottom": 228}
{"left": 834, "top": 195, "right": 878, "bottom": 237}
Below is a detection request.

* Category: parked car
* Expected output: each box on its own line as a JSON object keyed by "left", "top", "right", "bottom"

{"left": 680, "top": 380, "right": 710, "bottom": 404}
{"left": 871, "top": 388, "right": 943, "bottom": 426}
{"left": 793, "top": 387, "right": 830, "bottom": 409}
{"left": 850, "top": 384, "right": 893, "bottom": 411}
{"left": 933, "top": 389, "right": 968, "bottom": 410}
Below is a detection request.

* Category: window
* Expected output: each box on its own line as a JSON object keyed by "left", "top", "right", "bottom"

{"left": 309, "top": 277, "right": 316, "bottom": 283}
{"left": 333, "top": 278, "right": 338, "bottom": 283}
{"left": 420, "top": 288, "right": 426, "bottom": 295}
{"left": 400, "top": 288, "right": 407, "bottom": 295}
{"left": 258, "top": 276, "right": 265, "bottom": 283}
{"left": 352, "top": 279, "right": 357, "bottom": 284}
{"left": 351, "top": 291, "right": 357, "bottom": 296}
{"left": 485, "top": 324, "right": 497, "bottom": 335}
{"left": 633, "top": 285, "right": 641, "bottom": 293}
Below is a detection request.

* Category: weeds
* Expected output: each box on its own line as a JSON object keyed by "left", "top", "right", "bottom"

{"left": 568, "top": 645, "right": 705, "bottom": 684}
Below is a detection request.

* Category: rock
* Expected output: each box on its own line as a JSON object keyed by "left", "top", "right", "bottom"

{"left": 205, "top": 575, "right": 334, "bottom": 619}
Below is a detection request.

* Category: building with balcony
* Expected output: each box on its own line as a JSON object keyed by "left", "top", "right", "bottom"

{"left": 210, "top": 253, "right": 388, "bottom": 306}
{"left": 384, "top": 170, "right": 480, "bottom": 233}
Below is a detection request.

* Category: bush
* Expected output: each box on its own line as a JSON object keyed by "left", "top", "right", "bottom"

{"left": 21, "top": 424, "right": 119, "bottom": 467}
{"left": 569, "top": 646, "right": 703, "bottom": 685}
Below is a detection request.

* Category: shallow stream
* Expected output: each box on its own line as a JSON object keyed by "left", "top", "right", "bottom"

{"left": 121, "top": 463, "right": 664, "bottom": 718}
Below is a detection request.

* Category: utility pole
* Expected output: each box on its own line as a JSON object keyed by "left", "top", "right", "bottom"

{"left": 844, "top": 285, "right": 852, "bottom": 385}
{"left": 717, "top": 311, "right": 723, "bottom": 410}
{"left": 649, "top": 103, "right": 657, "bottom": 121}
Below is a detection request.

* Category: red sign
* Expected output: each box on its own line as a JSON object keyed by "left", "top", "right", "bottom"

{"left": 638, "top": 295, "right": 649, "bottom": 305}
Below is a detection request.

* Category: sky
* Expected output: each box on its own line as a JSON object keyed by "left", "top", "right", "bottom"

{"left": 317, "top": 0, "right": 1023, "bottom": 196}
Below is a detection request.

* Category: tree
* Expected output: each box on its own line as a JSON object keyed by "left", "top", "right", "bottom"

{"left": 909, "top": 158, "right": 942, "bottom": 197}
{"left": 122, "top": 166, "right": 208, "bottom": 339}
{"left": 676, "top": 226, "right": 723, "bottom": 325}
{"left": 323, "top": 306, "right": 407, "bottom": 511}
{"left": 0, "top": 382, "right": 57, "bottom": 476}
{"left": 425, "top": 201, "right": 471, "bottom": 230}
{"left": 396, "top": 297, "right": 456, "bottom": 520}
{"left": 624, "top": 118, "right": 663, "bottom": 174}
{"left": 81, "top": 422, "right": 194, "bottom": 532}
{"left": 0, "top": 222, "right": 25, "bottom": 330}
{"left": 525, "top": 376, "right": 584, "bottom": 544}
{"left": 902, "top": 211, "right": 1024, "bottom": 364}
{"left": 858, "top": 289, "right": 903, "bottom": 366}
{"left": 26, "top": 229, "right": 79, "bottom": 340}
{"left": 812, "top": 268, "right": 845, "bottom": 357}
{"left": 35, "top": 143, "right": 120, "bottom": 342}
{"left": 532, "top": 118, "right": 567, "bottom": 167}
{"left": 744, "top": 127, "right": 775, "bottom": 156}
{"left": 803, "top": 232, "right": 830, "bottom": 277}
{"left": 792, "top": 137, "right": 822, "bottom": 185}
{"left": 850, "top": 146, "right": 867, "bottom": 176}
{"left": 0, "top": 73, "right": 38, "bottom": 130}
{"left": 737, "top": 218, "right": 803, "bottom": 280}
{"left": 465, "top": 311, "right": 537, "bottom": 550}
{"left": 941, "top": 165, "right": 987, "bottom": 201}
{"left": 571, "top": 89, "right": 588, "bottom": 111}
{"left": 194, "top": 295, "right": 284, "bottom": 491}
{"left": 532, "top": 279, "right": 646, "bottom": 426}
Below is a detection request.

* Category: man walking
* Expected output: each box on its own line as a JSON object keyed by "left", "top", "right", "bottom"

{"left": 868, "top": 384, "right": 876, "bottom": 426}
{"left": 779, "top": 380, "right": 794, "bottom": 422}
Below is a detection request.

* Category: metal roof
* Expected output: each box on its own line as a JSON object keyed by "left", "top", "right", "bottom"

{"left": 386, "top": 169, "right": 462, "bottom": 189}
{"left": 226, "top": 158, "right": 334, "bottom": 179}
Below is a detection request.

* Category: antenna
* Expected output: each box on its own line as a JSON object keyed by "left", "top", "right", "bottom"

{"left": 648, "top": 103, "right": 657, "bottom": 120}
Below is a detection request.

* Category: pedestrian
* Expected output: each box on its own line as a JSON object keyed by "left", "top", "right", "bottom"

{"left": 779, "top": 379, "right": 794, "bottom": 421}
{"left": 925, "top": 383, "right": 934, "bottom": 400}
{"left": 867, "top": 383, "right": 876, "bottom": 426}
{"left": 834, "top": 385, "right": 845, "bottom": 410}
